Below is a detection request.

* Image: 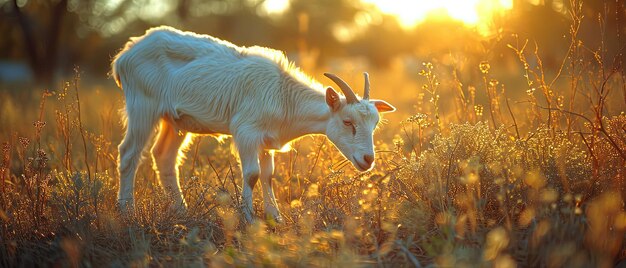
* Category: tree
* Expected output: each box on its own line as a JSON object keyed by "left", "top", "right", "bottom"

{"left": 0, "top": 0, "right": 139, "bottom": 86}
{"left": 6, "top": 0, "right": 68, "bottom": 85}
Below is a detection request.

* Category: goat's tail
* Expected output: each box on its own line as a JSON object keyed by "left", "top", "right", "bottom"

{"left": 110, "top": 52, "right": 124, "bottom": 90}
{"left": 110, "top": 37, "right": 139, "bottom": 90}
{"left": 110, "top": 53, "right": 124, "bottom": 90}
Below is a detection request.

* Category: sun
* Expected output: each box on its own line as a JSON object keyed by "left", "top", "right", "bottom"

{"left": 362, "top": 0, "right": 513, "bottom": 30}
{"left": 259, "top": 0, "right": 514, "bottom": 37}
{"left": 259, "top": 0, "right": 291, "bottom": 15}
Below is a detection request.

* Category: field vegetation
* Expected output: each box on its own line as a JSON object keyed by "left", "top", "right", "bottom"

{"left": 1, "top": 0, "right": 625, "bottom": 267}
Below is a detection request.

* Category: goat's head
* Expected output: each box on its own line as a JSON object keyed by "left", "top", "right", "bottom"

{"left": 324, "top": 72, "right": 396, "bottom": 172}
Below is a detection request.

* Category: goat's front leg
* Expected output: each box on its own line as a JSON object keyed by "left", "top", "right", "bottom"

{"left": 259, "top": 151, "right": 282, "bottom": 223}
{"left": 238, "top": 146, "right": 260, "bottom": 223}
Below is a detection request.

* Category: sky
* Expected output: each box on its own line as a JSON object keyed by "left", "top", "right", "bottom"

{"left": 84, "top": 0, "right": 517, "bottom": 37}
{"left": 263, "top": 0, "right": 514, "bottom": 29}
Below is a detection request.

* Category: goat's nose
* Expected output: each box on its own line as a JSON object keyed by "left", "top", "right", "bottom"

{"left": 363, "top": 154, "right": 374, "bottom": 166}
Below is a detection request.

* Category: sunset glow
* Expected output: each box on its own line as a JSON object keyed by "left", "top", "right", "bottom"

{"left": 261, "top": 0, "right": 514, "bottom": 36}
{"left": 362, "top": 0, "right": 513, "bottom": 29}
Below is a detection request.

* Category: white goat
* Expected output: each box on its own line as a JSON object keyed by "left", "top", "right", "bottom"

{"left": 111, "top": 26, "right": 395, "bottom": 222}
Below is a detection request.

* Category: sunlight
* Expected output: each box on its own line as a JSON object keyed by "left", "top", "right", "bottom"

{"left": 269, "top": 143, "right": 292, "bottom": 154}
{"left": 260, "top": 0, "right": 290, "bottom": 15}
{"left": 361, "top": 0, "right": 513, "bottom": 30}
{"left": 260, "top": 0, "right": 513, "bottom": 35}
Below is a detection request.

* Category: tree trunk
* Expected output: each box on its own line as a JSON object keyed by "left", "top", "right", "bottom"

{"left": 12, "top": 0, "right": 68, "bottom": 87}
{"left": 43, "top": 0, "right": 69, "bottom": 86}
{"left": 12, "top": 0, "right": 41, "bottom": 82}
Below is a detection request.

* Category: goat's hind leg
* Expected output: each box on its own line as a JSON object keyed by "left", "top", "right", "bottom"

{"left": 151, "top": 119, "right": 188, "bottom": 212}
{"left": 118, "top": 101, "right": 159, "bottom": 213}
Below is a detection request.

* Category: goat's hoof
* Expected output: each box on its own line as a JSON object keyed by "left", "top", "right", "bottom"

{"left": 242, "top": 205, "right": 257, "bottom": 224}
{"left": 272, "top": 215, "right": 284, "bottom": 225}
{"left": 242, "top": 213, "right": 255, "bottom": 224}
{"left": 265, "top": 212, "right": 284, "bottom": 225}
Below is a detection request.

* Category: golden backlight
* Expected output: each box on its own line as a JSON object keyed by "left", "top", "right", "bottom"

{"left": 262, "top": 0, "right": 513, "bottom": 36}
{"left": 363, "top": 0, "right": 513, "bottom": 30}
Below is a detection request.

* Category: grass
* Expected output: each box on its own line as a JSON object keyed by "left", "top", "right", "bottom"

{"left": 1, "top": 3, "right": 626, "bottom": 267}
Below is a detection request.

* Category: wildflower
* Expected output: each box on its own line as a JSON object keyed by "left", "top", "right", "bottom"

{"left": 489, "top": 79, "right": 499, "bottom": 87}
{"left": 290, "top": 199, "right": 302, "bottom": 208}
{"left": 474, "top": 105, "right": 484, "bottom": 116}
{"left": 19, "top": 137, "right": 30, "bottom": 148}
{"left": 33, "top": 120, "right": 46, "bottom": 132}
{"left": 479, "top": 61, "right": 490, "bottom": 74}
{"left": 306, "top": 183, "right": 319, "bottom": 198}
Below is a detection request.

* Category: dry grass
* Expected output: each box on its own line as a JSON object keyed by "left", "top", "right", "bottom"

{"left": 1, "top": 3, "right": 626, "bottom": 267}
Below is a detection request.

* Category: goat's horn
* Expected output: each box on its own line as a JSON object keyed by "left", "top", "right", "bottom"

{"left": 363, "top": 72, "right": 370, "bottom": 100}
{"left": 324, "top": 73, "right": 359, "bottom": 104}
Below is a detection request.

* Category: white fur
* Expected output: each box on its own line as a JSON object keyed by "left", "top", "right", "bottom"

{"left": 111, "top": 26, "right": 394, "bottom": 222}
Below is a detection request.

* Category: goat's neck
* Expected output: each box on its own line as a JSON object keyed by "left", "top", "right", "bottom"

{"left": 281, "top": 91, "right": 329, "bottom": 142}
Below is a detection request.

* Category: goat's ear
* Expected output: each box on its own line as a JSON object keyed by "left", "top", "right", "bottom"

{"left": 371, "top": 99, "right": 396, "bottom": 113}
{"left": 326, "top": 87, "right": 341, "bottom": 111}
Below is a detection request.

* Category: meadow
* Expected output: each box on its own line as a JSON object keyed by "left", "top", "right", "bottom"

{"left": 1, "top": 3, "right": 626, "bottom": 267}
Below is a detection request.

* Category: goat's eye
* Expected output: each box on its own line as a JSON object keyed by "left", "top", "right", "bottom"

{"left": 343, "top": 120, "right": 356, "bottom": 135}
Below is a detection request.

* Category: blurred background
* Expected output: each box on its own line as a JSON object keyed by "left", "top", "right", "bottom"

{"left": 0, "top": 0, "right": 624, "bottom": 132}
{"left": 2, "top": 2, "right": 626, "bottom": 266}
{"left": 0, "top": 0, "right": 622, "bottom": 85}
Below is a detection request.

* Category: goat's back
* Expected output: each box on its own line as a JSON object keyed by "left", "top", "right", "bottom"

{"left": 111, "top": 26, "right": 244, "bottom": 89}
{"left": 111, "top": 26, "right": 298, "bottom": 133}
